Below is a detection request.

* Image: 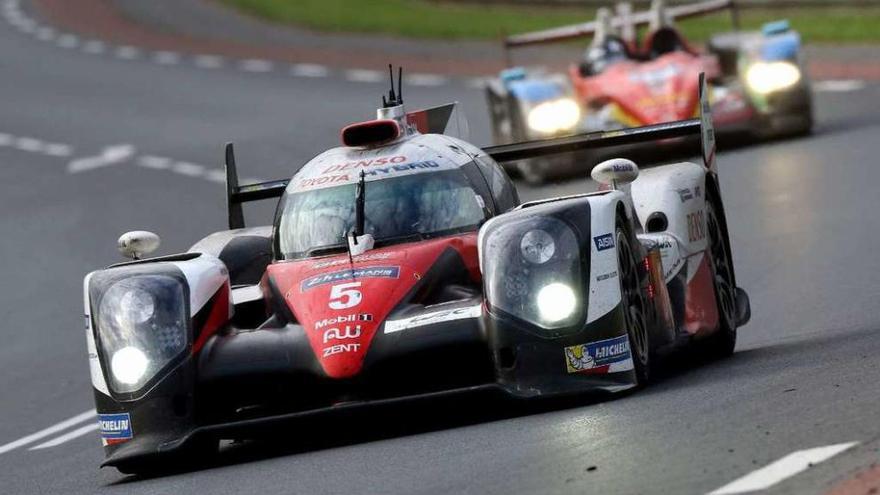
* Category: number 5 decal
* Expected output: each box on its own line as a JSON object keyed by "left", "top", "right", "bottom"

{"left": 329, "top": 282, "right": 362, "bottom": 310}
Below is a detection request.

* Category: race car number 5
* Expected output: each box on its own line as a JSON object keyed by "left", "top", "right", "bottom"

{"left": 329, "top": 282, "right": 362, "bottom": 309}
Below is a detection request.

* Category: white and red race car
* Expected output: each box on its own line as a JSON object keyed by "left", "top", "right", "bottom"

{"left": 83, "top": 71, "right": 750, "bottom": 473}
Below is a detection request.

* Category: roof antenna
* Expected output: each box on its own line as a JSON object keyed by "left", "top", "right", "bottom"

{"left": 382, "top": 64, "right": 404, "bottom": 108}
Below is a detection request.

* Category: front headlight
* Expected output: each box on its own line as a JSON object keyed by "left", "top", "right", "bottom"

{"left": 94, "top": 275, "right": 187, "bottom": 394}
{"left": 527, "top": 99, "right": 581, "bottom": 134}
{"left": 745, "top": 61, "right": 801, "bottom": 94}
{"left": 482, "top": 215, "right": 585, "bottom": 331}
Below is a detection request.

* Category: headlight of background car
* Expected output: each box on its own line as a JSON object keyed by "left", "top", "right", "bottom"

{"left": 526, "top": 98, "right": 581, "bottom": 135}
{"left": 94, "top": 275, "right": 187, "bottom": 394}
{"left": 745, "top": 61, "right": 801, "bottom": 94}
{"left": 483, "top": 215, "right": 584, "bottom": 331}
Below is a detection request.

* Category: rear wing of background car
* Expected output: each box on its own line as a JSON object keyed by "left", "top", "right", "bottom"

{"left": 224, "top": 74, "right": 716, "bottom": 230}
{"left": 504, "top": 0, "right": 737, "bottom": 49}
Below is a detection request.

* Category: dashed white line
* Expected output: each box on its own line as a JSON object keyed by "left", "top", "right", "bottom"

{"left": 194, "top": 54, "right": 224, "bottom": 69}
{"left": 0, "top": 409, "right": 96, "bottom": 455}
{"left": 153, "top": 51, "right": 180, "bottom": 65}
{"left": 346, "top": 69, "right": 384, "bottom": 83}
{"left": 406, "top": 73, "right": 449, "bottom": 87}
{"left": 466, "top": 77, "right": 488, "bottom": 90}
{"left": 44, "top": 143, "right": 73, "bottom": 157}
{"left": 708, "top": 442, "right": 858, "bottom": 495}
{"left": 138, "top": 155, "right": 172, "bottom": 170}
{"left": 14, "top": 137, "right": 43, "bottom": 152}
{"left": 29, "top": 423, "right": 99, "bottom": 450}
{"left": 172, "top": 161, "right": 206, "bottom": 177}
{"left": 56, "top": 34, "right": 78, "bottom": 49}
{"left": 291, "top": 63, "right": 329, "bottom": 78}
{"left": 240, "top": 59, "right": 274, "bottom": 72}
{"left": 34, "top": 26, "right": 53, "bottom": 41}
{"left": 0, "top": 133, "right": 12, "bottom": 146}
{"left": 115, "top": 45, "right": 140, "bottom": 60}
{"left": 814, "top": 79, "right": 867, "bottom": 93}
{"left": 82, "top": 40, "right": 105, "bottom": 55}
{"left": 204, "top": 169, "right": 228, "bottom": 183}
{"left": 68, "top": 144, "right": 136, "bottom": 173}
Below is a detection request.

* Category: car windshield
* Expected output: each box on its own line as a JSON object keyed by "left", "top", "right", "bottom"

{"left": 276, "top": 170, "right": 486, "bottom": 259}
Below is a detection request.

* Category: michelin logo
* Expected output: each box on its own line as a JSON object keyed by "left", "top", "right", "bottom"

{"left": 301, "top": 266, "right": 400, "bottom": 292}
{"left": 98, "top": 413, "right": 133, "bottom": 443}
{"left": 564, "top": 335, "right": 633, "bottom": 374}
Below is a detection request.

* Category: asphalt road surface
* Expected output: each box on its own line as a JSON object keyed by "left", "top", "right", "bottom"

{"left": 1, "top": 2, "right": 880, "bottom": 494}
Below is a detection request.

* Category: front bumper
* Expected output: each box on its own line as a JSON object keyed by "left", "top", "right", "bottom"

{"left": 96, "top": 302, "right": 635, "bottom": 468}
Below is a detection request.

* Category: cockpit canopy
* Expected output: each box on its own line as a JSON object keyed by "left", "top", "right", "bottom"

{"left": 273, "top": 135, "right": 518, "bottom": 260}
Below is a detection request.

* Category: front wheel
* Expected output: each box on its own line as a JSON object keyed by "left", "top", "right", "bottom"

{"left": 616, "top": 226, "right": 650, "bottom": 385}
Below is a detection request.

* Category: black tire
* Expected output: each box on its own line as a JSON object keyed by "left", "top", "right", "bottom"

{"left": 616, "top": 225, "right": 650, "bottom": 385}
{"left": 704, "top": 199, "right": 737, "bottom": 357}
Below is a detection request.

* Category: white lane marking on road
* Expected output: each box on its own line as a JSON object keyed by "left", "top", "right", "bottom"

{"left": 44, "top": 143, "right": 73, "bottom": 157}
{"left": 138, "top": 155, "right": 172, "bottom": 169}
{"left": 0, "top": 409, "right": 96, "bottom": 455}
{"left": 346, "top": 69, "right": 384, "bottom": 83}
{"left": 30, "top": 423, "right": 99, "bottom": 450}
{"left": 406, "top": 74, "right": 449, "bottom": 87}
{"left": 172, "top": 161, "right": 205, "bottom": 177}
{"left": 813, "top": 79, "right": 866, "bottom": 93}
{"left": 82, "top": 40, "right": 105, "bottom": 54}
{"left": 56, "top": 34, "right": 78, "bottom": 49}
{"left": 68, "top": 144, "right": 136, "bottom": 173}
{"left": 240, "top": 59, "right": 274, "bottom": 72}
{"left": 708, "top": 442, "right": 858, "bottom": 495}
{"left": 14, "top": 137, "right": 42, "bottom": 152}
{"left": 115, "top": 45, "right": 140, "bottom": 60}
{"left": 466, "top": 77, "right": 488, "bottom": 89}
{"left": 194, "top": 55, "right": 224, "bottom": 69}
{"left": 291, "top": 63, "right": 329, "bottom": 78}
{"left": 35, "top": 26, "right": 54, "bottom": 41}
{"left": 0, "top": 133, "right": 12, "bottom": 146}
{"left": 153, "top": 51, "right": 181, "bottom": 65}
{"left": 204, "top": 169, "right": 228, "bottom": 183}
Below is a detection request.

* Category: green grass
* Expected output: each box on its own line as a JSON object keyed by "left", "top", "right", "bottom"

{"left": 219, "top": 0, "right": 880, "bottom": 44}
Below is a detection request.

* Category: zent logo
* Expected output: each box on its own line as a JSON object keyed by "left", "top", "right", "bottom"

{"left": 329, "top": 282, "right": 362, "bottom": 310}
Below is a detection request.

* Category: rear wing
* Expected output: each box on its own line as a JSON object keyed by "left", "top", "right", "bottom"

{"left": 224, "top": 74, "right": 715, "bottom": 230}
{"left": 504, "top": 0, "right": 736, "bottom": 48}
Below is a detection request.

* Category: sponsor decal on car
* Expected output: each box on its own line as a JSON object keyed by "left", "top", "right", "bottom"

{"left": 593, "top": 233, "right": 615, "bottom": 252}
{"left": 323, "top": 343, "right": 360, "bottom": 357}
{"left": 98, "top": 413, "right": 133, "bottom": 445}
{"left": 687, "top": 211, "right": 706, "bottom": 242}
{"left": 677, "top": 187, "right": 694, "bottom": 202}
{"left": 312, "top": 252, "right": 394, "bottom": 269}
{"left": 301, "top": 266, "right": 400, "bottom": 292}
{"left": 321, "top": 155, "right": 407, "bottom": 174}
{"left": 314, "top": 314, "right": 373, "bottom": 330}
{"left": 384, "top": 304, "right": 483, "bottom": 334}
{"left": 564, "top": 335, "right": 634, "bottom": 374}
{"left": 596, "top": 270, "right": 618, "bottom": 282}
{"left": 323, "top": 325, "right": 362, "bottom": 344}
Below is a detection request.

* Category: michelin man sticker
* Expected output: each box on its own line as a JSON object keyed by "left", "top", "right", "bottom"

{"left": 564, "top": 335, "right": 634, "bottom": 374}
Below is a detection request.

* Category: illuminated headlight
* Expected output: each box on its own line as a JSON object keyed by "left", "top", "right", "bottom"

{"left": 537, "top": 283, "right": 577, "bottom": 323}
{"left": 110, "top": 346, "right": 150, "bottom": 385}
{"left": 520, "top": 229, "right": 555, "bottom": 264}
{"left": 527, "top": 99, "right": 581, "bottom": 134}
{"left": 94, "top": 275, "right": 187, "bottom": 394}
{"left": 482, "top": 215, "right": 584, "bottom": 332}
{"left": 745, "top": 61, "right": 801, "bottom": 94}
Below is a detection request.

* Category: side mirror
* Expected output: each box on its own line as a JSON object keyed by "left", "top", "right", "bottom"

{"left": 117, "top": 231, "right": 160, "bottom": 260}
{"left": 591, "top": 158, "right": 639, "bottom": 190}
